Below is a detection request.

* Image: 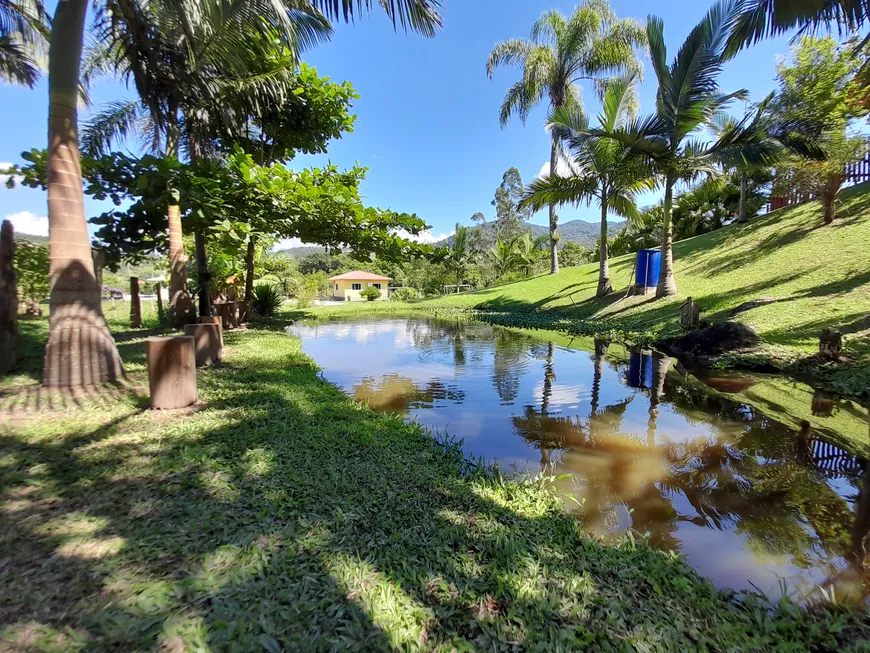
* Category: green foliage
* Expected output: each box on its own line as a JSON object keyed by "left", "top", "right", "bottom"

{"left": 389, "top": 286, "right": 419, "bottom": 302}
{"left": 359, "top": 286, "right": 381, "bottom": 301}
{"left": 559, "top": 240, "right": 588, "bottom": 267}
{"left": 13, "top": 148, "right": 445, "bottom": 271}
{"left": 491, "top": 167, "right": 530, "bottom": 240}
{"left": 769, "top": 36, "right": 870, "bottom": 223}
{"left": 251, "top": 283, "right": 284, "bottom": 316}
{"left": 771, "top": 36, "right": 868, "bottom": 138}
{"left": 12, "top": 240, "right": 49, "bottom": 306}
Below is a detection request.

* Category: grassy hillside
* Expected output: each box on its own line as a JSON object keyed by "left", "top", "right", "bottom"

{"left": 427, "top": 184, "right": 870, "bottom": 353}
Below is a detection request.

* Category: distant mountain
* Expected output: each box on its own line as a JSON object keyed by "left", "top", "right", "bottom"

{"left": 436, "top": 219, "right": 625, "bottom": 249}
{"left": 273, "top": 246, "right": 327, "bottom": 259}
{"left": 12, "top": 232, "right": 48, "bottom": 245}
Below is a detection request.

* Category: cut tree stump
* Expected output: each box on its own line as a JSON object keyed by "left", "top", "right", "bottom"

{"left": 130, "top": 276, "right": 142, "bottom": 328}
{"left": 819, "top": 328, "right": 842, "bottom": 359}
{"left": 183, "top": 323, "right": 221, "bottom": 367}
{"left": 680, "top": 297, "right": 701, "bottom": 329}
{"left": 146, "top": 335, "right": 197, "bottom": 409}
{"left": 198, "top": 315, "right": 223, "bottom": 346}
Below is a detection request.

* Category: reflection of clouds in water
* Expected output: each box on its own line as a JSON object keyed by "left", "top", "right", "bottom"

{"left": 532, "top": 380, "right": 590, "bottom": 408}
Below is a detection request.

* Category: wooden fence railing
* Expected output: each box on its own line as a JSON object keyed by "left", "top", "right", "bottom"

{"left": 766, "top": 139, "right": 870, "bottom": 213}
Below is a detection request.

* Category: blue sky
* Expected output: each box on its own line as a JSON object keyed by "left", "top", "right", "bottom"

{"left": 0, "top": 0, "right": 794, "bottom": 243}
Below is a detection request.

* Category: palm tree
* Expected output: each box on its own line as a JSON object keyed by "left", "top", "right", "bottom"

{"left": 488, "top": 236, "right": 521, "bottom": 279}
{"left": 450, "top": 223, "right": 470, "bottom": 284}
{"left": 520, "top": 74, "right": 653, "bottom": 296}
{"left": 486, "top": 0, "right": 645, "bottom": 276}
{"left": 43, "top": 0, "right": 441, "bottom": 387}
{"left": 0, "top": 0, "right": 48, "bottom": 87}
{"left": 513, "top": 232, "right": 548, "bottom": 276}
{"left": 580, "top": 1, "right": 781, "bottom": 297}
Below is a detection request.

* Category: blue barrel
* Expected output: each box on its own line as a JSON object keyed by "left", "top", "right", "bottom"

{"left": 636, "top": 249, "right": 662, "bottom": 288}
{"left": 628, "top": 350, "right": 653, "bottom": 389}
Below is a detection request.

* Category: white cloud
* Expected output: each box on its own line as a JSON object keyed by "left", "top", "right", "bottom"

{"left": 537, "top": 156, "right": 577, "bottom": 179}
{"left": 395, "top": 228, "right": 454, "bottom": 244}
{"left": 274, "top": 237, "right": 305, "bottom": 250}
{"left": 0, "top": 162, "right": 23, "bottom": 186}
{"left": 4, "top": 211, "right": 48, "bottom": 237}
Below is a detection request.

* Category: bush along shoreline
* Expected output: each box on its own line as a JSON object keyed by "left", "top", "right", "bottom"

{"left": 2, "top": 323, "right": 870, "bottom": 650}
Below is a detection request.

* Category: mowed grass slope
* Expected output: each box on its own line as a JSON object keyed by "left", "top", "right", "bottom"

{"left": 427, "top": 183, "right": 870, "bottom": 355}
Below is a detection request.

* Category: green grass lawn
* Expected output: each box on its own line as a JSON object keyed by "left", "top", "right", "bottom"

{"left": 2, "top": 318, "right": 869, "bottom": 651}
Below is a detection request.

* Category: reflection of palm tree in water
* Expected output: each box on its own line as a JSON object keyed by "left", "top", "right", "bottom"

{"left": 647, "top": 352, "right": 670, "bottom": 447}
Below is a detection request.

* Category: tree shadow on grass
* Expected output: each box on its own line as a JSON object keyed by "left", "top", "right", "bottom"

{"left": 2, "top": 330, "right": 868, "bottom": 651}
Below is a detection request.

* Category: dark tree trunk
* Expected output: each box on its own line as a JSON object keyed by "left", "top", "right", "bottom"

{"left": 737, "top": 173, "right": 748, "bottom": 223}
{"left": 194, "top": 227, "right": 211, "bottom": 317}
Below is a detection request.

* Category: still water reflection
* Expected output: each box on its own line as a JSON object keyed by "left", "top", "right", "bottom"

{"left": 290, "top": 317, "right": 870, "bottom": 603}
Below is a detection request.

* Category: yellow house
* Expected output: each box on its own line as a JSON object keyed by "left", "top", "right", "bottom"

{"left": 328, "top": 271, "right": 392, "bottom": 301}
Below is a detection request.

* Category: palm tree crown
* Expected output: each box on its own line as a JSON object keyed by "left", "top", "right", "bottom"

{"left": 486, "top": 0, "right": 645, "bottom": 276}
{"left": 579, "top": 0, "right": 781, "bottom": 298}
{"left": 520, "top": 74, "right": 654, "bottom": 297}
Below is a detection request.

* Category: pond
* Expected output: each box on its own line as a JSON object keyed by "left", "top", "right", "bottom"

{"left": 289, "top": 316, "right": 870, "bottom": 603}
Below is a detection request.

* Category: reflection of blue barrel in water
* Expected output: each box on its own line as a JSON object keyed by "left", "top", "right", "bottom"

{"left": 627, "top": 350, "right": 654, "bottom": 388}
{"left": 635, "top": 249, "right": 662, "bottom": 289}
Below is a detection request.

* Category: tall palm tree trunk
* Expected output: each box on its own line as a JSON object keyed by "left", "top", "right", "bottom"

{"left": 166, "top": 122, "right": 195, "bottom": 328}
{"left": 737, "top": 173, "right": 748, "bottom": 223}
{"left": 548, "top": 134, "right": 560, "bottom": 275}
{"left": 656, "top": 174, "right": 678, "bottom": 298}
{"left": 43, "top": 0, "right": 123, "bottom": 387}
{"left": 597, "top": 193, "right": 611, "bottom": 297}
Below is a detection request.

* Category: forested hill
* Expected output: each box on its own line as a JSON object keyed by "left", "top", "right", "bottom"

{"left": 435, "top": 219, "right": 625, "bottom": 248}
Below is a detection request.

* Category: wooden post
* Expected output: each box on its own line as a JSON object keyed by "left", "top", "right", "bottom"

{"left": 184, "top": 323, "right": 221, "bottom": 366}
{"left": 0, "top": 220, "right": 19, "bottom": 374}
{"left": 130, "top": 276, "right": 142, "bottom": 328}
{"left": 680, "top": 297, "right": 701, "bottom": 329}
{"left": 155, "top": 282, "right": 165, "bottom": 324}
{"left": 819, "top": 328, "right": 842, "bottom": 359}
{"left": 146, "top": 335, "right": 197, "bottom": 409}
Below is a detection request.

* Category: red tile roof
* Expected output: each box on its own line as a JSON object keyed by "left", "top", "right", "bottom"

{"left": 328, "top": 270, "right": 392, "bottom": 281}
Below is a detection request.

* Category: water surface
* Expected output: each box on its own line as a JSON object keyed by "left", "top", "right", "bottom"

{"left": 290, "top": 317, "right": 870, "bottom": 603}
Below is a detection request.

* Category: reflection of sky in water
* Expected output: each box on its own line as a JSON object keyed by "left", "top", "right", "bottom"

{"left": 290, "top": 318, "right": 870, "bottom": 604}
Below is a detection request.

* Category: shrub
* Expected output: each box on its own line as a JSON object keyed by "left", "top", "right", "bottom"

{"left": 360, "top": 286, "right": 381, "bottom": 301}
{"left": 251, "top": 284, "right": 283, "bottom": 317}
{"left": 389, "top": 286, "right": 419, "bottom": 302}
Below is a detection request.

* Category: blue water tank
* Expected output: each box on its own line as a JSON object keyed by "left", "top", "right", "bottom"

{"left": 627, "top": 350, "right": 653, "bottom": 389}
{"left": 636, "top": 249, "right": 662, "bottom": 287}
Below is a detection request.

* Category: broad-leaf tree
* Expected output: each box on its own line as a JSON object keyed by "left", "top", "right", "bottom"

{"left": 42, "top": 0, "right": 442, "bottom": 387}
{"left": 520, "top": 74, "right": 653, "bottom": 296}
{"left": 83, "top": 2, "right": 331, "bottom": 324}
{"left": 767, "top": 36, "right": 869, "bottom": 223}
{"left": 580, "top": 1, "right": 780, "bottom": 297}
{"left": 486, "top": 0, "right": 645, "bottom": 275}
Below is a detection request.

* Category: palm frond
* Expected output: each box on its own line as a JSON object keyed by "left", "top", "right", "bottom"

{"left": 519, "top": 173, "right": 600, "bottom": 212}
{"left": 726, "top": 0, "right": 870, "bottom": 55}
{"left": 81, "top": 99, "right": 148, "bottom": 156}
{"left": 0, "top": 33, "right": 38, "bottom": 86}
{"left": 498, "top": 80, "right": 538, "bottom": 127}
{"left": 486, "top": 38, "right": 532, "bottom": 78}
{"left": 310, "top": 0, "right": 442, "bottom": 37}
{"left": 531, "top": 8, "right": 567, "bottom": 45}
